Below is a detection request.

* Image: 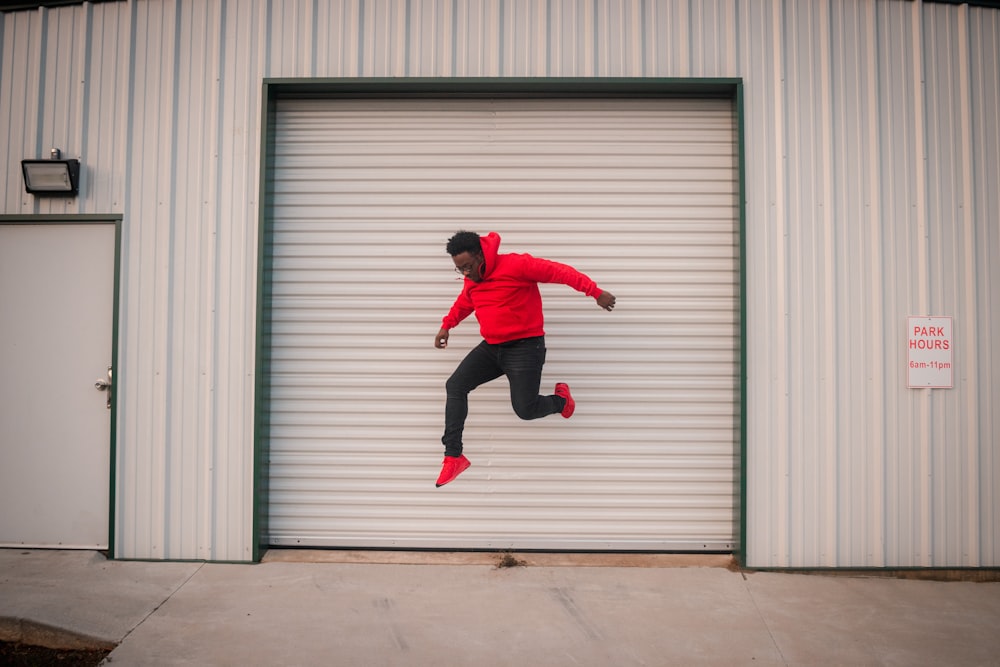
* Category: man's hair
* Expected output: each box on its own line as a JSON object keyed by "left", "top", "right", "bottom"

{"left": 446, "top": 231, "right": 482, "bottom": 257}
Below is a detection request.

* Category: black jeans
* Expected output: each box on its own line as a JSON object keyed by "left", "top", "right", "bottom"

{"left": 441, "top": 336, "right": 565, "bottom": 456}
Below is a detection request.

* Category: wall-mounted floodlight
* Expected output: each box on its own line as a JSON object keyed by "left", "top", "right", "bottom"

{"left": 22, "top": 148, "right": 80, "bottom": 196}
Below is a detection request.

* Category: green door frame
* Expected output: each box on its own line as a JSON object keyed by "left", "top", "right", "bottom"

{"left": 253, "top": 78, "right": 748, "bottom": 564}
{"left": 0, "top": 214, "right": 123, "bottom": 557}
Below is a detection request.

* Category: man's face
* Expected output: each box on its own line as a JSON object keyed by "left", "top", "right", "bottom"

{"left": 452, "top": 251, "right": 484, "bottom": 282}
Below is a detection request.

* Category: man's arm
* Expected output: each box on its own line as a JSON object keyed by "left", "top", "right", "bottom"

{"left": 520, "top": 255, "right": 601, "bottom": 297}
{"left": 521, "top": 255, "right": 615, "bottom": 310}
{"left": 436, "top": 287, "right": 474, "bottom": 348}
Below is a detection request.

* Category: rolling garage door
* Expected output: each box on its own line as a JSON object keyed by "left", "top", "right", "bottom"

{"left": 266, "top": 97, "right": 739, "bottom": 550}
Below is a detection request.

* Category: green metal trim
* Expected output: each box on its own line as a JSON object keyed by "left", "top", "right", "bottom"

{"left": 252, "top": 84, "right": 278, "bottom": 563}
{"left": 252, "top": 77, "right": 747, "bottom": 559}
{"left": 261, "top": 76, "right": 742, "bottom": 99}
{"left": 107, "top": 218, "right": 123, "bottom": 558}
{"left": 0, "top": 1, "right": 123, "bottom": 14}
{"left": 109, "top": 557, "right": 256, "bottom": 565}
{"left": 735, "top": 82, "right": 749, "bottom": 568}
{"left": 923, "top": 0, "right": 1000, "bottom": 9}
{"left": 0, "top": 214, "right": 124, "bottom": 222}
{"left": 743, "top": 567, "right": 1000, "bottom": 581}
{"left": 0, "top": 213, "right": 123, "bottom": 557}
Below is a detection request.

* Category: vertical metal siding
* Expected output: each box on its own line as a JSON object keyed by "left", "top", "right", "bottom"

{"left": 970, "top": 7, "right": 1000, "bottom": 566}
{"left": 739, "top": 0, "right": 1000, "bottom": 567}
{"left": 1, "top": 0, "right": 997, "bottom": 565}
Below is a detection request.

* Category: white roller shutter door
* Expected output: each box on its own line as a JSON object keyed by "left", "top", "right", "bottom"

{"left": 266, "top": 97, "right": 739, "bottom": 550}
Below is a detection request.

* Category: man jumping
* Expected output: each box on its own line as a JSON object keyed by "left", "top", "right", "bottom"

{"left": 433, "top": 231, "right": 616, "bottom": 487}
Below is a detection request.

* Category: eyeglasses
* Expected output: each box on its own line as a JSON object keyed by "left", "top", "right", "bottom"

{"left": 454, "top": 261, "right": 479, "bottom": 275}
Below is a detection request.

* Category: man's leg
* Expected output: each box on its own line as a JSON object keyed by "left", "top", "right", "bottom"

{"left": 501, "top": 336, "right": 566, "bottom": 420}
{"left": 442, "top": 341, "right": 503, "bottom": 456}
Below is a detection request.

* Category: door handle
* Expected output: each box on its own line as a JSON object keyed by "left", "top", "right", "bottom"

{"left": 94, "top": 366, "right": 113, "bottom": 409}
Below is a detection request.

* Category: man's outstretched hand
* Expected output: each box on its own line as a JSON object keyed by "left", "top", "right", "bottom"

{"left": 597, "top": 291, "right": 616, "bottom": 311}
{"left": 435, "top": 328, "right": 450, "bottom": 348}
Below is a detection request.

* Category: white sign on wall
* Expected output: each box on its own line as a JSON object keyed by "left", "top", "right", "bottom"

{"left": 907, "top": 316, "right": 953, "bottom": 388}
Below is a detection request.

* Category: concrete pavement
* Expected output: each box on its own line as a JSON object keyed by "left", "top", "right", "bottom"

{"left": 1, "top": 548, "right": 998, "bottom": 666}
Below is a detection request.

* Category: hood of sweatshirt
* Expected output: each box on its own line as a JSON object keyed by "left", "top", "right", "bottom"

{"left": 477, "top": 231, "right": 501, "bottom": 280}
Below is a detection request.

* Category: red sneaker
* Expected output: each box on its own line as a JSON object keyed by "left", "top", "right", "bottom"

{"left": 435, "top": 454, "right": 471, "bottom": 487}
{"left": 554, "top": 382, "right": 575, "bottom": 418}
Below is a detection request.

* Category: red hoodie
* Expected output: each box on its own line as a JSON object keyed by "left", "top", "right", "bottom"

{"left": 441, "top": 232, "right": 604, "bottom": 344}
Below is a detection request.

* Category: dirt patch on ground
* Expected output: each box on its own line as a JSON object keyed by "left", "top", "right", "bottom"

{"left": 0, "top": 640, "right": 111, "bottom": 666}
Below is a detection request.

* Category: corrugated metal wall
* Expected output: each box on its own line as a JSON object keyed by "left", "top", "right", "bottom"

{"left": 742, "top": 0, "right": 1000, "bottom": 567}
{"left": 1, "top": 0, "right": 997, "bottom": 566}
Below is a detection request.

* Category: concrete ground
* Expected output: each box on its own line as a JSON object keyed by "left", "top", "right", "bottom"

{"left": 1, "top": 549, "right": 998, "bottom": 666}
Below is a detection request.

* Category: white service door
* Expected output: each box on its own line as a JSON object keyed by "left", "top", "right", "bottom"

{"left": 0, "top": 223, "right": 115, "bottom": 548}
